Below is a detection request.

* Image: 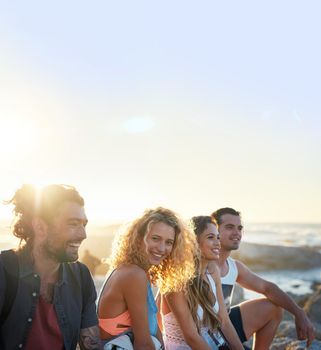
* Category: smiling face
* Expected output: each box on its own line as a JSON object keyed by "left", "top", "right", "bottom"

{"left": 143, "top": 221, "right": 175, "bottom": 266}
{"left": 42, "top": 201, "right": 88, "bottom": 262}
{"left": 198, "top": 223, "right": 221, "bottom": 263}
{"left": 218, "top": 214, "right": 243, "bottom": 251}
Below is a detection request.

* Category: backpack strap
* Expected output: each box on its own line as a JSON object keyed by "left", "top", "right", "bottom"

{"left": 0, "top": 250, "right": 19, "bottom": 326}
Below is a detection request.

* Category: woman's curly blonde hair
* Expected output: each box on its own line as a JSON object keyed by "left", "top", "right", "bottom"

{"left": 108, "top": 207, "right": 197, "bottom": 294}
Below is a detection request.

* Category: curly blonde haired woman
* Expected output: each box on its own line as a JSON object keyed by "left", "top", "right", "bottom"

{"left": 98, "top": 208, "right": 196, "bottom": 350}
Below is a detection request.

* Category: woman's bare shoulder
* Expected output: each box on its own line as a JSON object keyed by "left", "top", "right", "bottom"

{"left": 164, "top": 290, "right": 186, "bottom": 304}
{"left": 99, "top": 265, "right": 148, "bottom": 304}
{"left": 113, "top": 264, "right": 148, "bottom": 286}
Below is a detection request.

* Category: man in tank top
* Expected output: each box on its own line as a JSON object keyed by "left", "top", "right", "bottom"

{"left": 208, "top": 207, "right": 315, "bottom": 350}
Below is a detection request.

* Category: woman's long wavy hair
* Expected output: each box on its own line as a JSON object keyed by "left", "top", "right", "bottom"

{"left": 108, "top": 207, "right": 197, "bottom": 294}
{"left": 185, "top": 216, "right": 220, "bottom": 332}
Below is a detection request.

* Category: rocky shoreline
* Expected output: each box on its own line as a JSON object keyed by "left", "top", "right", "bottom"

{"left": 231, "top": 242, "right": 321, "bottom": 271}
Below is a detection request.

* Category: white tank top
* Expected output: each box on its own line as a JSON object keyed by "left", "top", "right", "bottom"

{"left": 220, "top": 257, "right": 238, "bottom": 312}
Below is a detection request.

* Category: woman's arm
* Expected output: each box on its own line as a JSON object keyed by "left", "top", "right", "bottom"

{"left": 122, "top": 266, "right": 157, "bottom": 350}
{"left": 165, "top": 292, "right": 212, "bottom": 350}
{"left": 211, "top": 266, "right": 244, "bottom": 350}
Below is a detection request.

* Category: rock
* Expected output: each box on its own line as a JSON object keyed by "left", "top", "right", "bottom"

{"left": 285, "top": 340, "right": 321, "bottom": 349}
{"left": 277, "top": 321, "right": 297, "bottom": 339}
{"left": 231, "top": 242, "right": 321, "bottom": 271}
{"left": 270, "top": 337, "right": 321, "bottom": 350}
{"left": 311, "top": 282, "right": 321, "bottom": 292}
{"left": 231, "top": 284, "right": 245, "bottom": 306}
{"left": 282, "top": 292, "right": 311, "bottom": 322}
{"left": 304, "top": 285, "right": 321, "bottom": 324}
{"left": 270, "top": 337, "right": 293, "bottom": 350}
{"left": 314, "top": 324, "right": 321, "bottom": 341}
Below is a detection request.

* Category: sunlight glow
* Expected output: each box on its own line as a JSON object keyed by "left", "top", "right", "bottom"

{"left": 122, "top": 117, "right": 155, "bottom": 134}
{"left": 0, "top": 118, "right": 39, "bottom": 158}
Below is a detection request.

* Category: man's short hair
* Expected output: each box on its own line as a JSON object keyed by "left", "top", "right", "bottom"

{"left": 211, "top": 207, "right": 241, "bottom": 225}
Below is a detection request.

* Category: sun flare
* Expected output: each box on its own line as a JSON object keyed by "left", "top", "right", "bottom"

{"left": 0, "top": 118, "right": 39, "bottom": 158}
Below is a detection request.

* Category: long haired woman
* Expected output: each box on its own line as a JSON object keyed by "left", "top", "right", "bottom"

{"left": 98, "top": 207, "right": 196, "bottom": 350}
{"left": 160, "top": 216, "right": 243, "bottom": 349}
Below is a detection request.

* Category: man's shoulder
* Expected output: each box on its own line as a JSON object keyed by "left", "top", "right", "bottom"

{"left": 234, "top": 259, "right": 259, "bottom": 282}
{"left": 0, "top": 249, "right": 19, "bottom": 272}
{"left": 0, "top": 248, "right": 18, "bottom": 257}
{"left": 234, "top": 258, "right": 250, "bottom": 271}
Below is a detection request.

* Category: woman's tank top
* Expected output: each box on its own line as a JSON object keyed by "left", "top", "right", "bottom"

{"left": 98, "top": 271, "right": 158, "bottom": 336}
{"left": 163, "top": 274, "right": 219, "bottom": 349}
{"left": 146, "top": 282, "right": 158, "bottom": 336}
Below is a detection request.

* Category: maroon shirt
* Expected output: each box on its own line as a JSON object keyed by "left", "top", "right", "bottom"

{"left": 25, "top": 296, "right": 64, "bottom": 350}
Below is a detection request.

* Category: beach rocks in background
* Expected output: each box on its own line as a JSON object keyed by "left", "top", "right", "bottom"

{"left": 246, "top": 321, "right": 321, "bottom": 349}
{"left": 282, "top": 292, "right": 311, "bottom": 322}
{"left": 271, "top": 338, "right": 321, "bottom": 349}
{"left": 271, "top": 283, "right": 321, "bottom": 349}
{"left": 304, "top": 284, "right": 321, "bottom": 325}
{"left": 231, "top": 242, "right": 321, "bottom": 271}
{"left": 304, "top": 283, "right": 321, "bottom": 341}
{"left": 231, "top": 284, "right": 245, "bottom": 305}
{"left": 270, "top": 337, "right": 293, "bottom": 349}
{"left": 276, "top": 321, "right": 298, "bottom": 339}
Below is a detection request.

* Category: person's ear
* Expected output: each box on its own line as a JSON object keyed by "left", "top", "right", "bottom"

{"left": 32, "top": 217, "right": 48, "bottom": 239}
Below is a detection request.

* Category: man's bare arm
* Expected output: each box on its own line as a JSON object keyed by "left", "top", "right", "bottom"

{"left": 236, "top": 260, "right": 315, "bottom": 346}
{"left": 79, "top": 325, "right": 102, "bottom": 350}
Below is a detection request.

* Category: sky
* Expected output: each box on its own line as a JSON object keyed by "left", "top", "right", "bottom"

{"left": 0, "top": 0, "right": 321, "bottom": 223}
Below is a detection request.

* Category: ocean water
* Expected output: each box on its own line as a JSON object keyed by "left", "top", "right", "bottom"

{"left": 241, "top": 223, "right": 321, "bottom": 298}
{"left": 244, "top": 223, "right": 321, "bottom": 252}
{"left": 2, "top": 222, "right": 320, "bottom": 248}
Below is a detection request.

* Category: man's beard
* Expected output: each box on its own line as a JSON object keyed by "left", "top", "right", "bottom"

{"left": 42, "top": 239, "right": 79, "bottom": 263}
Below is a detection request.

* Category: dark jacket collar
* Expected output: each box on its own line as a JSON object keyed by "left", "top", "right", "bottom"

{"left": 17, "top": 244, "right": 68, "bottom": 284}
